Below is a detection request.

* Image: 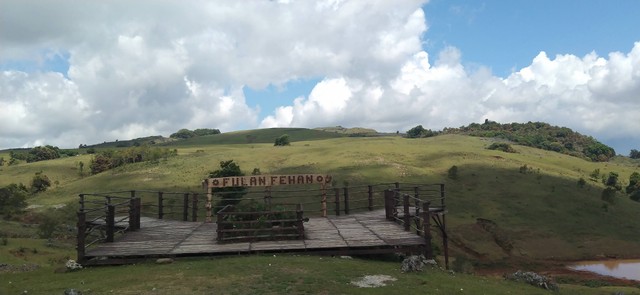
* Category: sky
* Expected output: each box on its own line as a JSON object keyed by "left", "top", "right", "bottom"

{"left": 1, "top": 0, "right": 639, "bottom": 155}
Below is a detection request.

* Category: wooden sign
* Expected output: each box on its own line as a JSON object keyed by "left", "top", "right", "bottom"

{"left": 204, "top": 174, "right": 332, "bottom": 188}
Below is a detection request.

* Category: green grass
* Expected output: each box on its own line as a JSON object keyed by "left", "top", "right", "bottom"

{"left": 2, "top": 253, "right": 638, "bottom": 295}
{"left": 164, "top": 127, "right": 345, "bottom": 146}
{"left": 2, "top": 133, "right": 640, "bottom": 292}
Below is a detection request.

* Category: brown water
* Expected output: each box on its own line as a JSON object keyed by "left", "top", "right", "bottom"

{"left": 569, "top": 259, "right": 640, "bottom": 281}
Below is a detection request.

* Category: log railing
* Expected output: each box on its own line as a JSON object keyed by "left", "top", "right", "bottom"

{"left": 216, "top": 204, "right": 306, "bottom": 242}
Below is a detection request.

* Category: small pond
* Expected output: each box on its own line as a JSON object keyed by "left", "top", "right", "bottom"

{"left": 569, "top": 259, "right": 640, "bottom": 281}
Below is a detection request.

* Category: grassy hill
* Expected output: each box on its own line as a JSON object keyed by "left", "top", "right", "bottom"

{"left": 2, "top": 133, "right": 640, "bottom": 293}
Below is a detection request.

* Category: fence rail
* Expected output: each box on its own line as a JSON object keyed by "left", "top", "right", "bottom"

{"left": 77, "top": 182, "right": 447, "bottom": 266}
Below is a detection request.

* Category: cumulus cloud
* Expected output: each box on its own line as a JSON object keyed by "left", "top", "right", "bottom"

{"left": 262, "top": 42, "right": 640, "bottom": 151}
{"left": 0, "top": 0, "right": 427, "bottom": 148}
{"left": 0, "top": 0, "right": 639, "bottom": 153}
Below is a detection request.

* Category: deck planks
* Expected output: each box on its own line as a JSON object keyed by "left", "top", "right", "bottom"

{"left": 84, "top": 210, "right": 426, "bottom": 262}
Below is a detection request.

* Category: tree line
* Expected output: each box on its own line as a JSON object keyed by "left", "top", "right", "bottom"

{"left": 406, "top": 120, "right": 624, "bottom": 162}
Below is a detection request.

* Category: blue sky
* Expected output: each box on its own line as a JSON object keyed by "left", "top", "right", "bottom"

{"left": 1, "top": 0, "right": 639, "bottom": 154}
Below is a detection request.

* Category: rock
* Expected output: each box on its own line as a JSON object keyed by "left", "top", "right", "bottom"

{"left": 401, "top": 255, "right": 436, "bottom": 272}
{"left": 64, "top": 289, "right": 82, "bottom": 295}
{"left": 156, "top": 258, "right": 174, "bottom": 264}
{"left": 504, "top": 270, "right": 559, "bottom": 291}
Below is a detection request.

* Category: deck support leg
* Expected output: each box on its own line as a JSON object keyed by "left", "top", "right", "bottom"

{"left": 77, "top": 211, "right": 86, "bottom": 264}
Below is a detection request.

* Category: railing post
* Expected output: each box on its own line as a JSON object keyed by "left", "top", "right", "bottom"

{"left": 158, "top": 192, "right": 164, "bottom": 219}
{"left": 192, "top": 193, "right": 198, "bottom": 222}
{"left": 334, "top": 188, "right": 340, "bottom": 216}
{"left": 79, "top": 194, "right": 85, "bottom": 212}
{"left": 296, "top": 204, "right": 304, "bottom": 239}
{"left": 106, "top": 204, "right": 115, "bottom": 242}
{"left": 216, "top": 210, "right": 224, "bottom": 241}
{"left": 384, "top": 190, "right": 393, "bottom": 220}
{"left": 343, "top": 187, "right": 350, "bottom": 215}
{"left": 183, "top": 193, "right": 189, "bottom": 221}
{"left": 134, "top": 198, "right": 141, "bottom": 230}
{"left": 403, "top": 194, "right": 410, "bottom": 231}
{"left": 367, "top": 185, "right": 373, "bottom": 211}
{"left": 264, "top": 187, "right": 272, "bottom": 210}
{"left": 76, "top": 211, "right": 86, "bottom": 264}
{"left": 440, "top": 183, "right": 449, "bottom": 270}
{"left": 422, "top": 201, "right": 433, "bottom": 259}
{"left": 129, "top": 190, "right": 139, "bottom": 231}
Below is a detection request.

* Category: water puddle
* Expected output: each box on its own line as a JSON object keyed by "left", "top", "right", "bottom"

{"left": 569, "top": 259, "right": 640, "bottom": 281}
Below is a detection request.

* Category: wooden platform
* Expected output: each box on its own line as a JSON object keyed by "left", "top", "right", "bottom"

{"left": 84, "top": 210, "right": 426, "bottom": 264}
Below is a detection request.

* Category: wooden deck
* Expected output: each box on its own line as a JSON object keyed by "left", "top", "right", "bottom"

{"left": 84, "top": 210, "right": 427, "bottom": 264}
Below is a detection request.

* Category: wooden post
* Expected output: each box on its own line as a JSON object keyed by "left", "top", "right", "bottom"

{"left": 367, "top": 185, "right": 373, "bottom": 211}
{"left": 394, "top": 182, "right": 400, "bottom": 190}
{"left": 183, "top": 193, "right": 189, "bottom": 221}
{"left": 384, "top": 190, "right": 393, "bottom": 221}
{"left": 334, "top": 188, "right": 340, "bottom": 216}
{"left": 192, "top": 193, "right": 198, "bottom": 222}
{"left": 76, "top": 211, "right": 86, "bottom": 264}
{"left": 216, "top": 210, "right": 224, "bottom": 241}
{"left": 264, "top": 187, "right": 272, "bottom": 210}
{"left": 343, "top": 187, "right": 350, "bottom": 215}
{"left": 129, "top": 196, "right": 136, "bottom": 230}
{"left": 134, "top": 198, "right": 141, "bottom": 230}
{"left": 321, "top": 184, "right": 327, "bottom": 217}
{"left": 296, "top": 204, "right": 304, "bottom": 239}
{"left": 440, "top": 183, "right": 449, "bottom": 270}
{"left": 158, "top": 192, "right": 164, "bottom": 220}
{"left": 106, "top": 204, "right": 115, "bottom": 242}
{"left": 403, "top": 194, "right": 410, "bottom": 231}
{"left": 205, "top": 180, "right": 212, "bottom": 223}
{"left": 78, "top": 194, "right": 85, "bottom": 212}
{"left": 422, "top": 202, "right": 433, "bottom": 259}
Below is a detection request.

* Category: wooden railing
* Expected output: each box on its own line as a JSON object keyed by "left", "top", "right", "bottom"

{"left": 216, "top": 204, "right": 306, "bottom": 242}
{"left": 383, "top": 184, "right": 448, "bottom": 266}
{"left": 76, "top": 190, "right": 199, "bottom": 263}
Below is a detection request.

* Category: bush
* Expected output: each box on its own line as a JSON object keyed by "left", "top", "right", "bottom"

{"left": 31, "top": 172, "right": 51, "bottom": 194}
{"left": 577, "top": 177, "right": 586, "bottom": 188}
{"left": 274, "top": 134, "right": 290, "bottom": 146}
{"left": 0, "top": 183, "right": 28, "bottom": 218}
{"left": 209, "top": 160, "right": 247, "bottom": 208}
{"left": 447, "top": 165, "right": 458, "bottom": 180}
{"left": 487, "top": 142, "right": 516, "bottom": 153}
{"left": 601, "top": 187, "right": 617, "bottom": 204}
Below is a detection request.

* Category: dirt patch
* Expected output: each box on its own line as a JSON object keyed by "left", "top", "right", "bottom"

{"left": 350, "top": 275, "right": 397, "bottom": 288}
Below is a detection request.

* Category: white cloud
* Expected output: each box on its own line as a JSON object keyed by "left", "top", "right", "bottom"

{"left": 0, "top": 0, "right": 639, "bottom": 154}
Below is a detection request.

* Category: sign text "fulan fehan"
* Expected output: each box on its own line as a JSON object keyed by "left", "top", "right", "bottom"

{"left": 204, "top": 174, "right": 332, "bottom": 188}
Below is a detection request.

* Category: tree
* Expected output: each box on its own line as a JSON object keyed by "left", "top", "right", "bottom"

{"left": 0, "top": 183, "right": 28, "bottom": 217}
{"left": 407, "top": 125, "right": 426, "bottom": 138}
{"left": 0, "top": 157, "right": 4, "bottom": 166}
{"left": 170, "top": 128, "right": 197, "bottom": 139}
{"left": 603, "top": 172, "right": 621, "bottom": 191}
{"left": 209, "top": 160, "right": 247, "bottom": 207}
{"left": 31, "top": 172, "right": 52, "bottom": 194}
{"left": 193, "top": 128, "right": 221, "bottom": 136}
{"left": 630, "top": 149, "right": 640, "bottom": 159}
{"left": 627, "top": 172, "right": 640, "bottom": 202}
{"left": 274, "top": 134, "right": 290, "bottom": 146}
{"left": 27, "top": 145, "right": 61, "bottom": 163}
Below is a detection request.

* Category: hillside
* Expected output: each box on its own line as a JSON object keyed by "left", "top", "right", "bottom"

{"left": 2, "top": 134, "right": 640, "bottom": 260}
{"left": 442, "top": 120, "right": 617, "bottom": 161}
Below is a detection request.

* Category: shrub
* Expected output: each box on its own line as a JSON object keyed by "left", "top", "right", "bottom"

{"left": 601, "top": 187, "right": 617, "bottom": 204}
{"left": 447, "top": 165, "right": 458, "bottom": 180}
{"left": 577, "top": 177, "right": 586, "bottom": 188}
{"left": 31, "top": 172, "right": 51, "bottom": 194}
{"left": 274, "top": 134, "right": 291, "bottom": 146}
{"left": 209, "top": 160, "right": 247, "bottom": 208}
{"left": 487, "top": 142, "right": 516, "bottom": 153}
{"left": 0, "top": 183, "right": 28, "bottom": 218}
